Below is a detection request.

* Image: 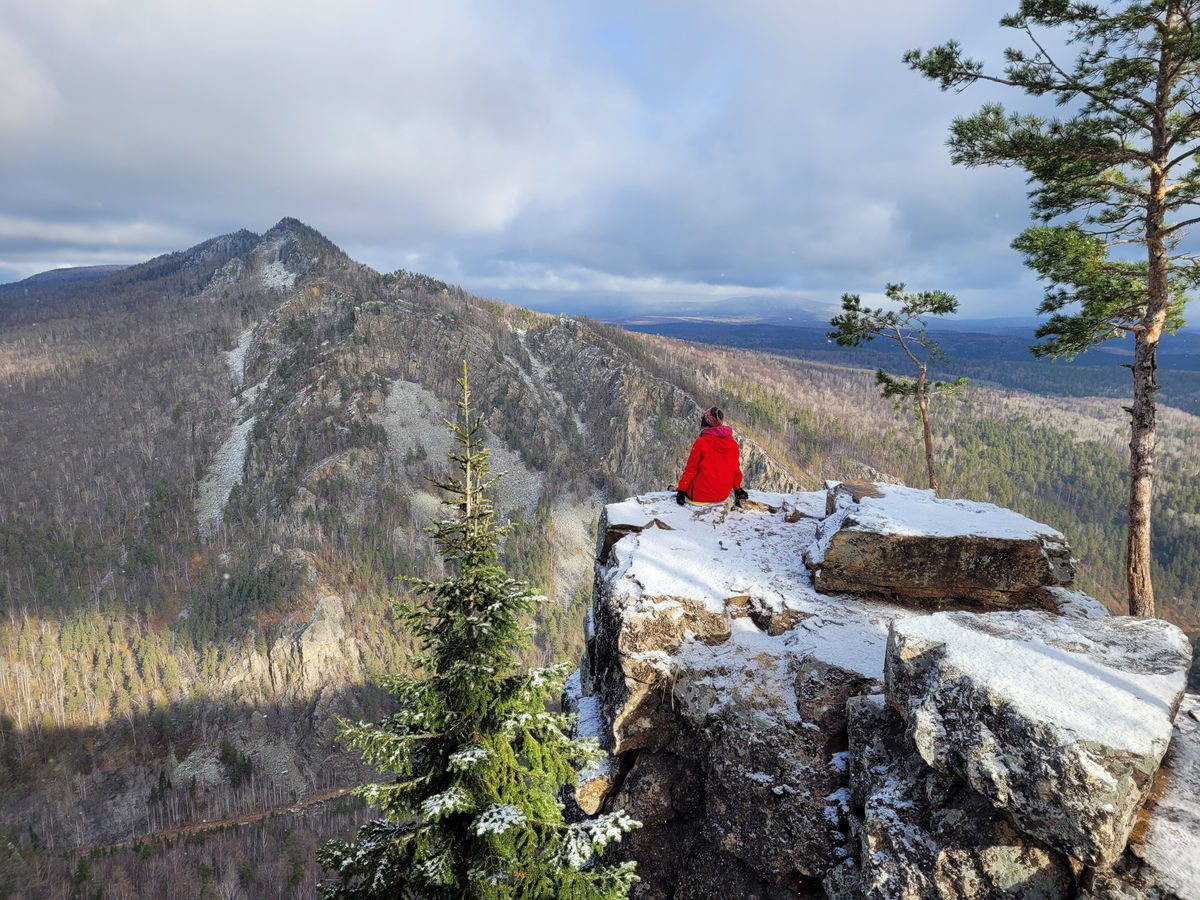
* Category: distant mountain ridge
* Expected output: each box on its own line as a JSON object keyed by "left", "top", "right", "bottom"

{"left": 0, "top": 219, "right": 340, "bottom": 325}
{"left": 1, "top": 264, "right": 128, "bottom": 288}
{"left": 623, "top": 320, "right": 1200, "bottom": 416}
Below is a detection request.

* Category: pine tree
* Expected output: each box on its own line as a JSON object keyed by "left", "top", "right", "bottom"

{"left": 829, "top": 284, "right": 967, "bottom": 492}
{"left": 318, "top": 364, "right": 639, "bottom": 899}
{"left": 906, "top": 1, "right": 1200, "bottom": 617}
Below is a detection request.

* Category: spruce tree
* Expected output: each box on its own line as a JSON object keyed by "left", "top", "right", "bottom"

{"left": 318, "top": 364, "right": 638, "bottom": 899}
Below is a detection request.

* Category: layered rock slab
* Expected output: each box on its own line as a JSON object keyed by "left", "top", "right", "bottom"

{"left": 806, "top": 483, "right": 1074, "bottom": 607}
{"left": 577, "top": 486, "right": 1193, "bottom": 898}
{"left": 886, "top": 611, "right": 1192, "bottom": 868}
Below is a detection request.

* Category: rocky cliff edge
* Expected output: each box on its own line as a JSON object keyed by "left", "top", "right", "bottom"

{"left": 567, "top": 483, "right": 1198, "bottom": 900}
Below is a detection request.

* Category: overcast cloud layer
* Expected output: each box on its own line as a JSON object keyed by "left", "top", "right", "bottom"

{"left": 2, "top": 0, "right": 1049, "bottom": 317}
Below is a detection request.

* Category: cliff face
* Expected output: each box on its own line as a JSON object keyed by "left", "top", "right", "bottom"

{"left": 570, "top": 484, "right": 1198, "bottom": 900}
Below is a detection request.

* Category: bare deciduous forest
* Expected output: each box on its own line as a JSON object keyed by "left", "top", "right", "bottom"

{"left": 1, "top": 220, "right": 1197, "bottom": 897}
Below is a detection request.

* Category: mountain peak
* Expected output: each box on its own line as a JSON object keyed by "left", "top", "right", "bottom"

{"left": 263, "top": 217, "right": 348, "bottom": 263}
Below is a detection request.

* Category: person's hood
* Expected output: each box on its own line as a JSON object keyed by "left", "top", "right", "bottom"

{"left": 700, "top": 425, "right": 736, "bottom": 450}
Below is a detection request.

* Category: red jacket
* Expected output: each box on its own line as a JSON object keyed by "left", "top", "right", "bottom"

{"left": 677, "top": 426, "right": 743, "bottom": 502}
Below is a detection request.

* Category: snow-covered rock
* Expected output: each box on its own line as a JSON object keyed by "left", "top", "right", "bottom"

{"left": 885, "top": 610, "right": 1192, "bottom": 868}
{"left": 564, "top": 670, "right": 618, "bottom": 816}
{"left": 805, "top": 482, "right": 1074, "bottom": 608}
{"left": 576, "top": 484, "right": 1196, "bottom": 899}
{"left": 584, "top": 490, "right": 899, "bottom": 891}
{"left": 1081, "top": 693, "right": 1200, "bottom": 900}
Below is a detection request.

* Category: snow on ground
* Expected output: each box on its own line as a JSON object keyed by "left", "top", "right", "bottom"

{"left": 260, "top": 259, "right": 296, "bottom": 291}
{"left": 225, "top": 327, "right": 255, "bottom": 384}
{"left": 1042, "top": 586, "right": 1110, "bottom": 619}
{"left": 514, "top": 330, "right": 587, "bottom": 436}
{"left": 1135, "top": 693, "right": 1200, "bottom": 897}
{"left": 488, "top": 443, "right": 543, "bottom": 518}
{"left": 604, "top": 491, "right": 909, "bottom": 720}
{"left": 194, "top": 330, "right": 262, "bottom": 542}
{"left": 195, "top": 416, "right": 255, "bottom": 541}
{"left": 235, "top": 378, "right": 267, "bottom": 411}
{"left": 375, "top": 378, "right": 456, "bottom": 467}
{"left": 257, "top": 236, "right": 297, "bottom": 292}
{"left": 608, "top": 491, "right": 827, "bottom": 616}
{"left": 564, "top": 669, "right": 616, "bottom": 790}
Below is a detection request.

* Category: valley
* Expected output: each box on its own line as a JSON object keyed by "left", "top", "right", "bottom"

{"left": 1, "top": 219, "right": 1197, "bottom": 896}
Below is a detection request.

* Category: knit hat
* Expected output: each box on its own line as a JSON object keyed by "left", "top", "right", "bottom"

{"left": 701, "top": 406, "right": 723, "bottom": 428}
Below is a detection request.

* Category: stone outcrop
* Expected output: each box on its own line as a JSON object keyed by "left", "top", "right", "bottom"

{"left": 805, "top": 482, "right": 1075, "bottom": 608}
{"left": 1080, "top": 692, "right": 1200, "bottom": 900}
{"left": 570, "top": 485, "right": 1198, "bottom": 900}
{"left": 830, "top": 695, "right": 1073, "bottom": 900}
{"left": 577, "top": 490, "right": 889, "bottom": 895}
{"left": 886, "top": 611, "right": 1191, "bottom": 868}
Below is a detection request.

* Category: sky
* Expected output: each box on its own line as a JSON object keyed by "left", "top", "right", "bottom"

{"left": 1, "top": 0, "right": 1052, "bottom": 318}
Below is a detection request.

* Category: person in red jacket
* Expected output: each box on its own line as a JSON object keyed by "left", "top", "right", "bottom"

{"left": 676, "top": 406, "right": 748, "bottom": 506}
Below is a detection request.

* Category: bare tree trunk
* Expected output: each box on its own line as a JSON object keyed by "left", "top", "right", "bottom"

{"left": 1125, "top": 26, "right": 1174, "bottom": 620}
{"left": 916, "top": 369, "right": 939, "bottom": 493}
{"left": 1127, "top": 330, "right": 1157, "bottom": 618}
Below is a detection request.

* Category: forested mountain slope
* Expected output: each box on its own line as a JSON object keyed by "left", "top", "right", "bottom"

{"left": 626, "top": 321, "right": 1200, "bottom": 416}
{"left": 0, "top": 219, "right": 1196, "bottom": 895}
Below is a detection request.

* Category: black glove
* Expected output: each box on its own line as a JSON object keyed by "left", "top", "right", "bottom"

{"left": 733, "top": 488, "right": 749, "bottom": 506}
{"left": 676, "top": 490, "right": 687, "bottom": 506}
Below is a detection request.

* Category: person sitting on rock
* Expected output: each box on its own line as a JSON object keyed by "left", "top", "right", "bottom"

{"left": 676, "top": 406, "right": 749, "bottom": 506}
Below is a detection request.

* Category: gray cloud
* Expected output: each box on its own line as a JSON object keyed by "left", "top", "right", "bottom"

{"left": 1, "top": 0, "right": 1047, "bottom": 316}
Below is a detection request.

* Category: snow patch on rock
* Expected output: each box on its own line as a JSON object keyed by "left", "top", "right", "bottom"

{"left": 225, "top": 327, "right": 255, "bottom": 385}
{"left": 807, "top": 482, "right": 1065, "bottom": 567}
{"left": 514, "top": 330, "right": 587, "bottom": 436}
{"left": 195, "top": 416, "right": 255, "bottom": 541}
{"left": 891, "top": 611, "right": 1188, "bottom": 757}
{"left": 853, "top": 483, "right": 1066, "bottom": 540}
{"left": 260, "top": 258, "right": 296, "bottom": 292}
{"left": 1131, "top": 693, "right": 1200, "bottom": 897}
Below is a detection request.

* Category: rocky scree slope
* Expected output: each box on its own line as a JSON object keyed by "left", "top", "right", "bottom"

{"left": 568, "top": 484, "right": 1198, "bottom": 900}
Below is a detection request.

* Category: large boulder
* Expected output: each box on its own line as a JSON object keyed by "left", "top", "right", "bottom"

{"left": 832, "top": 694, "right": 1073, "bottom": 900}
{"left": 805, "top": 483, "right": 1074, "bottom": 608}
{"left": 583, "top": 491, "right": 899, "bottom": 894}
{"left": 885, "top": 610, "right": 1192, "bottom": 868}
{"left": 589, "top": 490, "right": 834, "bottom": 757}
{"left": 577, "top": 488, "right": 1191, "bottom": 899}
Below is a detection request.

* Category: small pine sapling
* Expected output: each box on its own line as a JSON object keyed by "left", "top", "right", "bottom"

{"left": 829, "top": 283, "right": 967, "bottom": 492}
{"left": 318, "top": 363, "right": 639, "bottom": 900}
